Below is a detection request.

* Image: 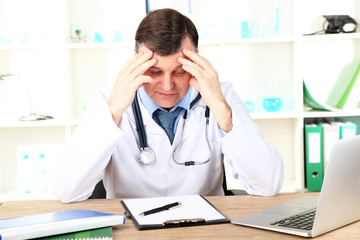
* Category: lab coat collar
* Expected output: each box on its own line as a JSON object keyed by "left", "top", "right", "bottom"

{"left": 128, "top": 87, "right": 201, "bottom": 143}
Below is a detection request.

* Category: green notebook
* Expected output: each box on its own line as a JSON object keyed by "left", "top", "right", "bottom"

{"left": 303, "top": 80, "right": 339, "bottom": 112}
{"left": 38, "top": 226, "right": 113, "bottom": 240}
{"left": 337, "top": 62, "right": 360, "bottom": 110}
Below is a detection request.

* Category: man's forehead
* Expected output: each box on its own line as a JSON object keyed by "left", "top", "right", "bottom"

{"left": 149, "top": 64, "right": 183, "bottom": 70}
{"left": 139, "top": 44, "right": 184, "bottom": 58}
{"left": 138, "top": 46, "right": 186, "bottom": 71}
{"left": 149, "top": 57, "right": 183, "bottom": 70}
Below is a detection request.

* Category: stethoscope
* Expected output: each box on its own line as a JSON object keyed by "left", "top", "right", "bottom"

{"left": 131, "top": 90, "right": 212, "bottom": 166}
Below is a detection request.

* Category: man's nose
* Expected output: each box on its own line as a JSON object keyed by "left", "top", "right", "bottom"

{"left": 161, "top": 74, "right": 174, "bottom": 91}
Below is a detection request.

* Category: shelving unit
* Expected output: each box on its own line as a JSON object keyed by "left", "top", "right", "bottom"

{"left": 1, "top": 0, "right": 359, "bottom": 200}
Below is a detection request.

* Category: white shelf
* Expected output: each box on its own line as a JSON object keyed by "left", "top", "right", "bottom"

{"left": 0, "top": 119, "right": 82, "bottom": 128}
{"left": 0, "top": 111, "right": 308, "bottom": 128}
{"left": 0, "top": 44, "right": 66, "bottom": 51}
{"left": 0, "top": 119, "right": 69, "bottom": 128}
{"left": 303, "top": 110, "right": 360, "bottom": 118}
{"left": 2, "top": 33, "right": 358, "bottom": 52}
{"left": 66, "top": 42, "right": 134, "bottom": 49}
{"left": 251, "top": 111, "right": 301, "bottom": 120}
{"left": 0, "top": 113, "right": 306, "bottom": 128}
{"left": 223, "top": 35, "right": 297, "bottom": 44}
{"left": 301, "top": 32, "right": 360, "bottom": 41}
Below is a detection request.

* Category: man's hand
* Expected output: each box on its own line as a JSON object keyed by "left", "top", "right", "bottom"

{"left": 108, "top": 51, "right": 157, "bottom": 125}
{"left": 178, "top": 49, "right": 233, "bottom": 132}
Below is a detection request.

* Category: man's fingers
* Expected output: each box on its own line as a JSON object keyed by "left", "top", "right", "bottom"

{"left": 130, "top": 58, "right": 157, "bottom": 80}
{"left": 188, "top": 77, "right": 199, "bottom": 90}
{"left": 122, "top": 51, "right": 144, "bottom": 72}
{"left": 182, "top": 48, "right": 212, "bottom": 70}
{"left": 123, "top": 51, "right": 154, "bottom": 75}
{"left": 133, "top": 75, "right": 155, "bottom": 89}
{"left": 178, "top": 56, "right": 202, "bottom": 77}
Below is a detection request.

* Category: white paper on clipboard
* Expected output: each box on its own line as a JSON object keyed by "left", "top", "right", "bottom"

{"left": 121, "top": 195, "right": 228, "bottom": 226}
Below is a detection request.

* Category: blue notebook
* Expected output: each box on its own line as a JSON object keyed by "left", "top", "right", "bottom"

{"left": 0, "top": 209, "right": 125, "bottom": 240}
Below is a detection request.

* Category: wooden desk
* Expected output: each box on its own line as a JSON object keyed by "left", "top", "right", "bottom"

{"left": 1, "top": 193, "right": 359, "bottom": 239}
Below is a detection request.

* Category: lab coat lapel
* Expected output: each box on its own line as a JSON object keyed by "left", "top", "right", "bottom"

{"left": 126, "top": 98, "right": 163, "bottom": 135}
{"left": 172, "top": 114, "right": 185, "bottom": 147}
{"left": 138, "top": 99, "right": 164, "bottom": 135}
{"left": 172, "top": 89, "right": 204, "bottom": 146}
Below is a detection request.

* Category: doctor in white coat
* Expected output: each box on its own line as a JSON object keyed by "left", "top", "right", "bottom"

{"left": 53, "top": 8, "right": 283, "bottom": 203}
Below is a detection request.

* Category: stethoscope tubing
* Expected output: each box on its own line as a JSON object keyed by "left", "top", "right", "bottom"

{"left": 132, "top": 91, "right": 148, "bottom": 149}
{"left": 171, "top": 112, "right": 212, "bottom": 166}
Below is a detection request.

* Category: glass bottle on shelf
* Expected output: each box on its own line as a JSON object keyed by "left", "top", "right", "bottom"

{"left": 262, "top": 76, "right": 283, "bottom": 112}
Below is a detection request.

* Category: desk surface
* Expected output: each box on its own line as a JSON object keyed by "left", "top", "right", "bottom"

{"left": 1, "top": 193, "right": 359, "bottom": 239}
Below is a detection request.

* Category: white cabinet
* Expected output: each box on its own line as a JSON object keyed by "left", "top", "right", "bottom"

{"left": 1, "top": 0, "right": 359, "bottom": 200}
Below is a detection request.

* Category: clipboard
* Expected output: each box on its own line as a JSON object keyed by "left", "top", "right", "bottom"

{"left": 120, "top": 195, "right": 230, "bottom": 230}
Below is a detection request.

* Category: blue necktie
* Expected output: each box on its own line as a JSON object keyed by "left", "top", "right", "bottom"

{"left": 154, "top": 107, "right": 182, "bottom": 144}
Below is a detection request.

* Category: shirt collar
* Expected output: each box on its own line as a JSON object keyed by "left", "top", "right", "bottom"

{"left": 138, "top": 87, "right": 192, "bottom": 115}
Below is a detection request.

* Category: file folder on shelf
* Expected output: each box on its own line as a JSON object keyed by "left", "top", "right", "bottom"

{"left": 320, "top": 121, "right": 340, "bottom": 174}
{"left": 304, "top": 123, "right": 324, "bottom": 192}
{"left": 338, "top": 121, "right": 357, "bottom": 139}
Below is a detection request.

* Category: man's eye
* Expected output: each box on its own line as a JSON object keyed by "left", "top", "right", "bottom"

{"left": 174, "top": 71, "right": 186, "bottom": 76}
{"left": 150, "top": 71, "right": 161, "bottom": 76}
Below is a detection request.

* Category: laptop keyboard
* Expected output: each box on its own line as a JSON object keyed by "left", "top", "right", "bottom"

{"left": 270, "top": 210, "right": 316, "bottom": 231}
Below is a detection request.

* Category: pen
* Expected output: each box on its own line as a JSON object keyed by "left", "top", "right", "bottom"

{"left": 139, "top": 202, "right": 181, "bottom": 216}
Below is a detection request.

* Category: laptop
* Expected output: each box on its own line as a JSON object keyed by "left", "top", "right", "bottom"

{"left": 232, "top": 135, "right": 360, "bottom": 237}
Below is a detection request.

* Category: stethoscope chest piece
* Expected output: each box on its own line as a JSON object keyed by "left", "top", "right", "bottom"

{"left": 138, "top": 147, "right": 156, "bottom": 165}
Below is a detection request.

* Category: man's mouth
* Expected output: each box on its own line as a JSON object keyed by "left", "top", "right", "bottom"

{"left": 158, "top": 92, "right": 176, "bottom": 98}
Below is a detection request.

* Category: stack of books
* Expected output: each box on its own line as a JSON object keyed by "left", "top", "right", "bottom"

{"left": 39, "top": 226, "right": 113, "bottom": 240}
{"left": 0, "top": 209, "right": 125, "bottom": 239}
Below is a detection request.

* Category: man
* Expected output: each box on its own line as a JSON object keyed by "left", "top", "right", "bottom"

{"left": 53, "top": 8, "right": 283, "bottom": 203}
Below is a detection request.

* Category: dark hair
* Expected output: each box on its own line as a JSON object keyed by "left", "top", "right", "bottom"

{"left": 135, "top": 8, "right": 198, "bottom": 56}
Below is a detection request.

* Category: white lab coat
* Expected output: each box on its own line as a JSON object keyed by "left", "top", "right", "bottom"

{"left": 53, "top": 82, "right": 283, "bottom": 203}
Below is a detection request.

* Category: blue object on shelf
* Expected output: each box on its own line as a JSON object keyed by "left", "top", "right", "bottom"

{"left": 274, "top": 7, "right": 280, "bottom": 33}
{"left": 262, "top": 97, "right": 283, "bottom": 112}
{"left": 93, "top": 32, "right": 104, "bottom": 43}
{"left": 241, "top": 20, "right": 253, "bottom": 38}
{"left": 244, "top": 101, "right": 255, "bottom": 113}
{"left": 113, "top": 30, "right": 123, "bottom": 42}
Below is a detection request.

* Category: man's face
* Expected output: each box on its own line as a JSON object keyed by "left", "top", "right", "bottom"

{"left": 140, "top": 37, "right": 194, "bottom": 109}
